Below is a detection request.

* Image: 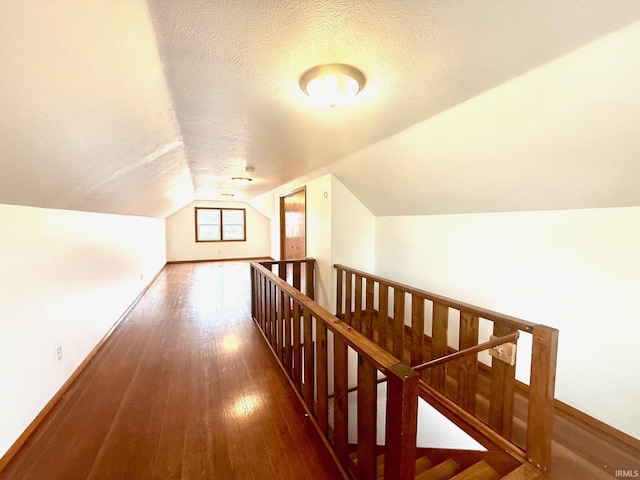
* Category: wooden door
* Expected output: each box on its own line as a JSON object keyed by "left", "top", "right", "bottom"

{"left": 280, "top": 188, "right": 306, "bottom": 260}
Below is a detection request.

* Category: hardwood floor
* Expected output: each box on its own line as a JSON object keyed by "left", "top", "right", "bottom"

{"left": 0, "top": 262, "right": 344, "bottom": 480}
{"left": 3, "top": 260, "right": 638, "bottom": 480}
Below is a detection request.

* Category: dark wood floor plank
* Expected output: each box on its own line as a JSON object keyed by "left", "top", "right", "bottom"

{"left": 0, "top": 262, "right": 342, "bottom": 480}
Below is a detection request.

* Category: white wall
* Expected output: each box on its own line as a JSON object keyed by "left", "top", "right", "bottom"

{"left": 165, "top": 200, "right": 271, "bottom": 262}
{"left": 0, "top": 203, "right": 166, "bottom": 459}
{"left": 305, "top": 176, "right": 333, "bottom": 310}
{"left": 375, "top": 207, "right": 640, "bottom": 440}
{"left": 331, "top": 176, "right": 375, "bottom": 279}
{"left": 331, "top": 177, "right": 375, "bottom": 311}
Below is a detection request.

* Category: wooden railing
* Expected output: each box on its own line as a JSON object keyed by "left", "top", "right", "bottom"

{"left": 257, "top": 258, "right": 315, "bottom": 299}
{"left": 251, "top": 260, "right": 421, "bottom": 480}
{"left": 334, "top": 264, "right": 558, "bottom": 472}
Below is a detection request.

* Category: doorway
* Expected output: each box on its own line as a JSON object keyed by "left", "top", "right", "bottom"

{"left": 280, "top": 187, "right": 306, "bottom": 260}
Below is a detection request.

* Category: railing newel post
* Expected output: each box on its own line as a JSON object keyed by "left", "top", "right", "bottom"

{"left": 526, "top": 325, "right": 558, "bottom": 472}
{"left": 384, "top": 363, "right": 419, "bottom": 480}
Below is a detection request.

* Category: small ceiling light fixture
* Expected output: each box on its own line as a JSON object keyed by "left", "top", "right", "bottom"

{"left": 220, "top": 192, "right": 235, "bottom": 197}
{"left": 231, "top": 176, "right": 253, "bottom": 187}
{"left": 300, "top": 63, "right": 366, "bottom": 108}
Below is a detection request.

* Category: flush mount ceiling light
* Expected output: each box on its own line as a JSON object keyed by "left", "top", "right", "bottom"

{"left": 300, "top": 63, "right": 366, "bottom": 108}
{"left": 231, "top": 176, "right": 253, "bottom": 187}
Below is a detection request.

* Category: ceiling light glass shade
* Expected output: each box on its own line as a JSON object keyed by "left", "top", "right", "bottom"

{"left": 231, "top": 176, "right": 253, "bottom": 187}
{"left": 300, "top": 64, "right": 365, "bottom": 108}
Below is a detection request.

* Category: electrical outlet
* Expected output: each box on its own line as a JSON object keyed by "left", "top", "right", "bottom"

{"left": 56, "top": 346, "right": 63, "bottom": 362}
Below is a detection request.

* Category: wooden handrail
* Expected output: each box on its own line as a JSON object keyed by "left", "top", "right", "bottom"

{"left": 334, "top": 264, "right": 537, "bottom": 333}
{"left": 413, "top": 332, "right": 520, "bottom": 371}
{"left": 260, "top": 258, "right": 315, "bottom": 267}
{"left": 251, "top": 261, "right": 420, "bottom": 479}
{"left": 254, "top": 262, "right": 399, "bottom": 372}
{"left": 334, "top": 263, "right": 558, "bottom": 472}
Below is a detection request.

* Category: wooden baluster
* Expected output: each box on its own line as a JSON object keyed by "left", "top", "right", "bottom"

{"left": 264, "top": 277, "right": 270, "bottom": 342}
{"left": 284, "top": 293, "right": 292, "bottom": 374}
{"left": 253, "top": 270, "right": 258, "bottom": 321}
{"left": 345, "top": 272, "right": 353, "bottom": 326}
{"left": 250, "top": 267, "right": 256, "bottom": 321}
{"left": 305, "top": 260, "right": 315, "bottom": 300}
{"left": 458, "top": 311, "right": 479, "bottom": 413}
{"left": 316, "top": 320, "right": 328, "bottom": 435}
{"left": 354, "top": 274, "right": 363, "bottom": 333}
{"left": 364, "top": 278, "right": 374, "bottom": 340}
{"left": 431, "top": 303, "right": 448, "bottom": 391}
{"left": 258, "top": 273, "right": 263, "bottom": 332}
{"left": 526, "top": 325, "right": 558, "bottom": 472}
{"left": 276, "top": 287, "right": 284, "bottom": 361}
{"left": 261, "top": 276, "right": 267, "bottom": 338}
{"left": 378, "top": 284, "right": 389, "bottom": 352}
{"left": 336, "top": 267, "right": 344, "bottom": 319}
{"left": 357, "top": 355, "right": 377, "bottom": 480}
{"left": 257, "top": 270, "right": 262, "bottom": 326}
{"left": 384, "top": 363, "right": 419, "bottom": 480}
{"left": 260, "top": 275, "right": 271, "bottom": 334}
{"left": 268, "top": 282, "right": 276, "bottom": 346}
{"left": 302, "top": 308, "right": 314, "bottom": 410}
{"left": 334, "top": 336, "right": 349, "bottom": 470}
{"left": 292, "top": 301, "right": 302, "bottom": 391}
{"left": 489, "top": 323, "right": 516, "bottom": 439}
{"left": 411, "top": 295, "right": 425, "bottom": 368}
{"left": 258, "top": 272, "right": 264, "bottom": 329}
{"left": 293, "top": 261, "right": 301, "bottom": 292}
{"left": 392, "top": 289, "right": 405, "bottom": 360}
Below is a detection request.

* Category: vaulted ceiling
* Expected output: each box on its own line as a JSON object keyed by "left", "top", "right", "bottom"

{"left": 1, "top": 1, "right": 639, "bottom": 218}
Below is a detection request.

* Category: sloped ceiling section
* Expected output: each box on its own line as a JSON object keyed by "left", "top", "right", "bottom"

{"left": 148, "top": 0, "right": 640, "bottom": 207}
{"left": 1, "top": 1, "right": 640, "bottom": 217}
{"left": 0, "top": 0, "right": 194, "bottom": 218}
{"left": 329, "top": 19, "right": 640, "bottom": 216}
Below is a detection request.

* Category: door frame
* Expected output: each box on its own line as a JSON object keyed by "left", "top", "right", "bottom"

{"left": 279, "top": 186, "right": 307, "bottom": 260}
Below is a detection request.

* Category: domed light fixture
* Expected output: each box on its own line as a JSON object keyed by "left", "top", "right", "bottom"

{"left": 300, "top": 63, "right": 366, "bottom": 108}
{"left": 231, "top": 176, "right": 253, "bottom": 187}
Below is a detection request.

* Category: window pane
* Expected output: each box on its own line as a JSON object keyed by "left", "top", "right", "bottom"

{"left": 223, "top": 224, "right": 244, "bottom": 240}
{"left": 199, "top": 225, "right": 221, "bottom": 241}
{"left": 197, "top": 209, "right": 220, "bottom": 225}
{"left": 195, "top": 207, "right": 244, "bottom": 241}
{"left": 222, "top": 209, "right": 243, "bottom": 224}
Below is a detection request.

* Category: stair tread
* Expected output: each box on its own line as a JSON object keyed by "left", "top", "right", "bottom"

{"left": 450, "top": 460, "right": 501, "bottom": 480}
{"left": 376, "top": 454, "right": 385, "bottom": 479}
{"left": 500, "top": 463, "right": 542, "bottom": 480}
{"left": 353, "top": 448, "right": 537, "bottom": 480}
{"left": 415, "top": 455, "right": 434, "bottom": 475}
{"left": 415, "top": 458, "right": 461, "bottom": 480}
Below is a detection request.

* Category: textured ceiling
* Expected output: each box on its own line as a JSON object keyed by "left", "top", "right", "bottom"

{"left": 1, "top": 1, "right": 639, "bottom": 217}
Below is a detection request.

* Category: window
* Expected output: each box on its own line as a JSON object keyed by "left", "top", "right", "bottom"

{"left": 195, "top": 207, "right": 246, "bottom": 242}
